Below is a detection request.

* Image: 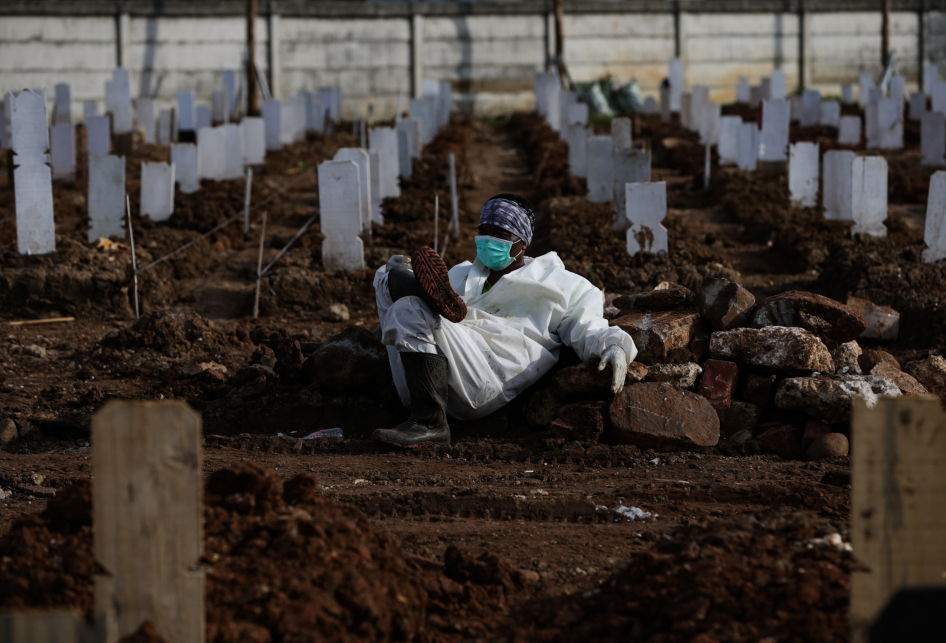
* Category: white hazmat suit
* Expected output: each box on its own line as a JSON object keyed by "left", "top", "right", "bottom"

{"left": 375, "top": 251, "right": 638, "bottom": 420}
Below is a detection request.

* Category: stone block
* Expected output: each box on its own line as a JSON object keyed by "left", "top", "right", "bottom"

{"left": 552, "top": 358, "right": 648, "bottom": 401}
{"left": 645, "top": 363, "right": 702, "bottom": 390}
{"left": 857, "top": 349, "right": 898, "bottom": 373}
{"left": 806, "top": 433, "right": 849, "bottom": 460}
{"left": 697, "top": 359, "right": 740, "bottom": 423}
{"left": 694, "top": 277, "right": 755, "bottom": 330}
{"left": 610, "top": 382, "right": 719, "bottom": 451}
{"left": 750, "top": 290, "right": 867, "bottom": 345}
{"left": 830, "top": 341, "right": 862, "bottom": 375}
{"left": 610, "top": 309, "right": 703, "bottom": 365}
{"left": 710, "top": 326, "right": 834, "bottom": 375}
{"left": 740, "top": 373, "right": 775, "bottom": 407}
{"left": 869, "top": 361, "right": 930, "bottom": 397}
{"left": 903, "top": 355, "right": 946, "bottom": 403}
{"left": 550, "top": 403, "right": 605, "bottom": 443}
{"left": 720, "top": 401, "right": 761, "bottom": 437}
{"left": 755, "top": 424, "right": 801, "bottom": 460}
{"left": 845, "top": 296, "right": 899, "bottom": 340}
{"left": 614, "top": 283, "right": 694, "bottom": 312}
{"left": 774, "top": 375, "right": 901, "bottom": 424}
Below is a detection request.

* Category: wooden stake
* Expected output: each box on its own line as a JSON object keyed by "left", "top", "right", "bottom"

{"left": 6, "top": 317, "right": 75, "bottom": 326}
{"left": 126, "top": 195, "right": 139, "bottom": 320}
{"left": 704, "top": 144, "right": 711, "bottom": 190}
{"left": 433, "top": 194, "right": 439, "bottom": 253}
{"left": 253, "top": 211, "right": 267, "bottom": 319}
{"left": 449, "top": 152, "right": 459, "bottom": 237}
{"left": 92, "top": 400, "right": 203, "bottom": 643}
{"left": 243, "top": 167, "right": 253, "bottom": 234}
{"left": 851, "top": 397, "right": 946, "bottom": 643}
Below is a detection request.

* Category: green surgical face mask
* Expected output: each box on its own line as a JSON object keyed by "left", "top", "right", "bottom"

{"left": 475, "top": 235, "right": 522, "bottom": 271}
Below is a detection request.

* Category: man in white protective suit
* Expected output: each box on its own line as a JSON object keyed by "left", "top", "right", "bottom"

{"left": 371, "top": 193, "right": 639, "bottom": 448}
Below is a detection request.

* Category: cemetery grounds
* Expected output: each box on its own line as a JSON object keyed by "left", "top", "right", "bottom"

{"left": 0, "top": 107, "right": 942, "bottom": 642}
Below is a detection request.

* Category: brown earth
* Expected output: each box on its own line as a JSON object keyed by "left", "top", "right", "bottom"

{"left": 0, "top": 104, "right": 941, "bottom": 641}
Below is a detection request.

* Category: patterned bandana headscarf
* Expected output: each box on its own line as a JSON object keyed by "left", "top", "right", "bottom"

{"left": 478, "top": 194, "right": 534, "bottom": 246}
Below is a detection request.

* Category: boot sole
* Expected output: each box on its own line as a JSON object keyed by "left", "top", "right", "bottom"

{"left": 372, "top": 434, "right": 449, "bottom": 449}
{"left": 410, "top": 246, "right": 467, "bottom": 324}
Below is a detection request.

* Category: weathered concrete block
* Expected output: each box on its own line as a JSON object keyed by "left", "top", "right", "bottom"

{"left": 610, "top": 310, "right": 703, "bottom": 365}
{"left": 609, "top": 382, "right": 719, "bottom": 451}
{"left": 694, "top": 277, "right": 755, "bottom": 330}
{"left": 645, "top": 362, "right": 702, "bottom": 390}
{"left": 904, "top": 355, "right": 946, "bottom": 402}
{"left": 774, "top": 375, "right": 901, "bottom": 424}
{"left": 697, "top": 359, "right": 740, "bottom": 423}
{"left": 750, "top": 290, "right": 866, "bottom": 345}
{"left": 709, "top": 326, "right": 834, "bottom": 375}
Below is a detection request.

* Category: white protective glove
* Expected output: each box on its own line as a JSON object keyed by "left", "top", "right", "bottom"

{"left": 386, "top": 255, "right": 412, "bottom": 271}
{"left": 598, "top": 345, "right": 629, "bottom": 395}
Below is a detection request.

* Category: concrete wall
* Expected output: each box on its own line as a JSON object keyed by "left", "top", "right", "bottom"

{"left": 0, "top": 1, "right": 942, "bottom": 120}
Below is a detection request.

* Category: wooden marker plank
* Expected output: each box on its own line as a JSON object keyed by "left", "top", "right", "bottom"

{"left": 851, "top": 397, "right": 946, "bottom": 643}
{"left": 0, "top": 610, "right": 92, "bottom": 643}
{"left": 92, "top": 400, "right": 203, "bottom": 643}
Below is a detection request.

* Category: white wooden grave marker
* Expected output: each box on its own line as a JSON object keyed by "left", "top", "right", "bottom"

{"left": 759, "top": 99, "right": 790, "bottom": 162}
{"left": 158, "top": 109, "right": 172, "bottom": 146}
{"left": 396, "top": 118, "right": 422, "bottom": 159}
{"left": 611, "top": 117, "right": 631, "bottom": 151}
{"left": 925, "top": 64, "right": 940, "bottom": 95}
{"left": 212, "top": 91, "right": 227, "bottom": 124}
{"left": 761, "top": 78, "right": 771, "bottom": 101}
{"left": 612, "top": 149, "right": 651, "bottom": 231}
{"left": 559, "top": 91, "right": 578, "bottom": 141}
{"left": 932, "top": 81, "right": 946, "bottom": 115}
{"left": 88, "top": 154, "right": 125, "bottom": 242}
{"left": 171, "top": 143, "right": 199, "bottom": 194}
{"left": 910, "top": 92, "right": 927, "bottom": 121}
{"left": 789, "top": 142, "right": 819, "bottom": 208}
{"left": 397, "top": 127, "right": 412, "bottom": 179}
{"left": 301, "top": 91, "right": 315, "bottom": 131}
{"left": 736, "top": 77, "right": 749, "bottom": 104}
{"left": 92, "top": 400, "right": 203, "bottom": 643}
{"left": 789, "top": 94, "right": 802, "bottom": 122}
{"left": 690, "top": 86, "right": 708, "bottom": 134}
{"left": 0, "top": 97, "right": 9, "bottom": 150}
{"left": 11, "top": 89, "right": 55, "bottom": 255}
{"left": 220, "top": 124, "right": 243, "bottom": 180}
{"left": 737, "top": 122, "right": 758, "bottom": 172}
{"left": 889, "top": 75, "right": 906, "bottom": 115}
{"left": 136, "top": 98, "right": 155, "bottom": 144}
{"left": 534, "top": 72, "right": 550, "bottom": 116}
{"left": 369, "top": 127, "right": 400, "bottom": 198}
{"left": 823, "top": 150, "right": 855, "bottom": 221}
{"left": 196, "top": 105, "right": 211, "bottom": 131}
{"left": 800, "top": 90, "right": 821, "bottom": 127}
{"left": 625, "top": 182, "right": 667, "bottom": 256}
{"left": 699, "top": 102, "right": 720, "bottom": 145}
{"left": 422, "top": 95, "right": 438, "bottom": 143}
{"left": 568, "top": 124, "right": 591, "bottom": 178}
{"left": 223, "top": 69, "right": 237, "bottom": 118}
{"left": 859, "top": 72, "right": 874, "bottom": 107}
{"left": 54, "top": 82, "right": 71, "bottom": 125}
{"left": 409, "top": 98, "right": 433, "bottom": 146}
{"left": 543, "top": 80, "right": 561, "bottom": 132}
{"left": 50, "top": 123, "right": 76, "bottom": 181}
{"left": 108, "top": 69, "right": 132, "bottom": 134}
{"left": 319, "top": 160, "right": 365, "bottom": 272}
{"left": 865, "top": 101, "right": 880, "bottom": 149}
{"left": 851, "top": 156, "right": 887, "bottom": 237}
{"left": 838, "top": 115, "right": 862, "bottom": 145}
{"left": 83, "top": 100, "right": 98, "bottom": 120}
{"left": 668, "top": 58, "right": 684, "bottom": 112}
{"left": 842, "top": 84, "right": 853, "bottom": 105}
{"left": 140, "top": 161, "right": 175, "bottom": 222}
{"left": 820, "top": 101, "right": 841, "bottom": 128}
{"left": 659, "top": 84, "right": 670, "bottom": 123}
{"left": 921, "top": 111, "right": 946, "bottom": 167}
{"left": 749, "top": 86, "right": 763, "bottom": 109}
{"left": 197, "top": 127, "right": 224, "bottom": 180}
{"left": 680, "top": 93, "right": 691, "bottom": 129}
{"left": 878, "top": 98, "right": 903, "bottom": 150}
{"left": 262, "top": 99, "right": 281, "bottom": 151}
{"left": 770, "top": 69, "right": 786, "bottom": 100}
{"left": 923, "top": 171, "right": 946, "bottom": 263}
{"left": 643, "top": 97, "right": 659, "bottom": 115}
{"left": 587, "top": 136, "right": 613, "bottom": 203}
{"left": 334, "top": 147, "right": 372, "bottom": 235}
{"left": 86, "top": 115, "right": 111, "bottom": 157}
{"left": 177, "top": 90, "right": 195, "bottom": 134}
{"left": 241, "top": 117, "right": 265, "bottom": 166}
{"left": 439, "top": 81, "right": 452, "bottom": 126}
{"left": 718, "top": 116, "right": 741, "bottom": 166}
{"left": 368, "top": 149, "right": 383, "bottom": 225}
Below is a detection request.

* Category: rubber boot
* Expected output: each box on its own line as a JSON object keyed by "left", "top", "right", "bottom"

{"left": 373, "top": 352, "right": 451, "bottom": 448}
{"left": 388, "top": 264, "right": 427, "bottom": 302}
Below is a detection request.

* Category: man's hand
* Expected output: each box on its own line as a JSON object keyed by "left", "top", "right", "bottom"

{"left": 598, "top": 345, "right": 629, "bottom": 395}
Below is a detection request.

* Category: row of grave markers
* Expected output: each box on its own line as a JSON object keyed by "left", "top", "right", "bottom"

{"left": 540, "top": 58, "right": 946, "bottom": 265}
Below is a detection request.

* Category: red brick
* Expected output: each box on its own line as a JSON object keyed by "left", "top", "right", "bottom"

{"left": 697, "top": 359, "right": 740, "bottom": 423}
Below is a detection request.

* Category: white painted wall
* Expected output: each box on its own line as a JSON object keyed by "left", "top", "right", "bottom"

{"left": 0, "top": 8, "right": 934, "bottom": 120}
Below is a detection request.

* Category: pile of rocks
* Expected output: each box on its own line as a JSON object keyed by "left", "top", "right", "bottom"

{"left": 537, "top": 279, "right": 946, "bottom": 460}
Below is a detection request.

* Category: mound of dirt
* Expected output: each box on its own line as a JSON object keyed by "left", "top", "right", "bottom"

{"left": 98, "top": 311, "right": 244, "bottom": 359}
{"left": 510, "top": 510, "right": 856, "bottom": 642}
